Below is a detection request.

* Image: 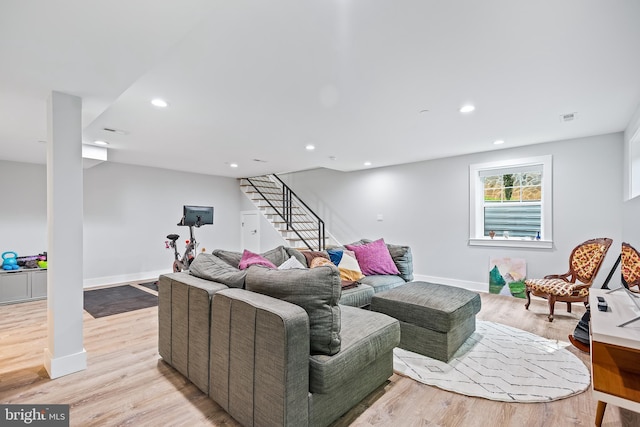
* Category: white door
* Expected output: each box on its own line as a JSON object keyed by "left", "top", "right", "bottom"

{"left": 241, "top": 211, "right": 260, "bottom": 252}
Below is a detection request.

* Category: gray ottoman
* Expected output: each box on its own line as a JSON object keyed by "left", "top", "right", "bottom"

{"left": 370, "top": 281, "right": 481, "bottom": 362}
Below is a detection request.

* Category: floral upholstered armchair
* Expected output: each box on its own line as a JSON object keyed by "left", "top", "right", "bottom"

{"left": 622, "top": 242, "right": 640, "bottom": 291}
{"left": 525, "top": 237, "right": 613, "bottom": 322}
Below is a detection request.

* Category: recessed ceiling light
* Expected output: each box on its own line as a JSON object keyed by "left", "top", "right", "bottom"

{"left": 151, "top": 98, "right": 168, "bottom": 108}
{"left": 229, "top": 163, "right": 238, "bottom": 168}
{"left": 94, "top": 140, "right": 109, "bottom": 146}
{"left": 460, "top": 105, "right": 475, "bottom": 113}
{"left": 305, "top": 144, "right": 315, "bottom": 151}
{"left": 493, "top": 140, "right": 505, "bottom": 145}
{"left": 364, "top": 161, "right": 372, "bottom": 166}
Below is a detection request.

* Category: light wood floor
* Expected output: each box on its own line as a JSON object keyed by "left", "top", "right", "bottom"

{"left": 1, "top": 286, "right": 638, "bottom": 427}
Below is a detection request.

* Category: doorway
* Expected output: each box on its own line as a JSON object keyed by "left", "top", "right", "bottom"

{"left": 240, "top": 211, "right": 260, "bottom": 252}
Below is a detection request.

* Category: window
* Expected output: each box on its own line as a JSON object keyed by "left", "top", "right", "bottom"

{"left": 469, "top": 155, "right": 552, "bottom": 248}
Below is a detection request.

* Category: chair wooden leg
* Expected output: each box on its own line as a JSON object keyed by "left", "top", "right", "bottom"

{"left": 548, "top": 295, "right": 557, "bottom": 322}
{"left": 567, "top": 302, "right": 572, "bottom": 313}
{"left": 595, "top": 400, "right": 607, "bottom": 426}
{"left": 525, "top": 287, "right": 531, "bottom": 310}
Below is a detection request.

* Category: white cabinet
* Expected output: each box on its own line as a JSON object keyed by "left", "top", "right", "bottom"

{"left": 0, "top": 269, "right": 47, "bottom": 304}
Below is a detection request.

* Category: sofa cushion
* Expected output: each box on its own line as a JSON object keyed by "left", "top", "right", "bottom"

{"left": 245, "top": 265, "right": 342, "bottom": 355}
{"left": 345, "top": 238, "right": 400, "bottom": 276}
{"left": 239, "top": 250, "right": 277, "bottom": 270}
{"left": 385, "top": 244, "right": 413, "bottom": 282}
{"left": 338, "top": 284, "right": 375, "bottom": 308}
{"left": 188, "top": 253, "right": 246, "bottom": 289}
{"left": 212, "top": 249, "right": 243, "bottom": 267}
{"left": 260, "top": 245, "right": 289, "bottom": 267}
{"left": 308, "top": 305, "right": 399, "bottom": 394}
{"left": 214, "top": 246, "right": 289, "bottom": 268}
{"left": 358, "top": 274, "right": 406, "bottom": 293}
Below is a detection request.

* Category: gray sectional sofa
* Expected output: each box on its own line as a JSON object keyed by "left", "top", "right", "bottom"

{"left": 157, "top": 241, "right": 412, "bottom": 427}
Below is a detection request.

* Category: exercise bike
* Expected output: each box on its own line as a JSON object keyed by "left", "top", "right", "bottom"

{"left": 166, "top": 226, "right": 197, "bottom": 273}
{"left": 166, "top": 205, "right": 214, "bottom": 272}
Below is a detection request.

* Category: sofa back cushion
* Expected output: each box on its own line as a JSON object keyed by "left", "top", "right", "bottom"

{"left": 385, "top": 243, "right": 413, "bottom": 282}
{"left": 189, "top": 253, "right": 246, "bottom": 289}
{"left": 212, "top": 249, "right": 243, "bottom": 267}
{"left": 213, "top": 246, "right": 289, "bottom": 268}
{"left": 245, "top": 265, "right": 342, "bottom": 355}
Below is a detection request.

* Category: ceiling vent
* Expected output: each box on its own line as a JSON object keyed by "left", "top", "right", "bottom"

{"left": 559, "top": 112, "right": 578, "bottom": 122}
{"left": 103, "top": 127, "right": 128, "bottom": 135}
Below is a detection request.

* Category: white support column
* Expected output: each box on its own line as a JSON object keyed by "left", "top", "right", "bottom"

{"left": 44, "top": 91, "right": 87, "bottom": 379}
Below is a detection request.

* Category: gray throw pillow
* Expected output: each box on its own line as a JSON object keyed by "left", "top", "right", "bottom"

{"left": 189, "top": 253, "right": 246, "bottom": 289}
{"left": 212, "top": 249, "right": 242, "bottom": 268}
{"left": 386, "top": 244, "right": 414, "bottom": 282}
{"left": 245, "top": 265, "right": 342, "bottom": 355}
{"left": 261, "top": 245, "right": 288, "bottom": 267}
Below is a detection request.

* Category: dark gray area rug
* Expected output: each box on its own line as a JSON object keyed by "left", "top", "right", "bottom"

{"left": 84, "top": 285, "right": 158, "bottom": 318}
{"left": 138, "top": 281, "right": 158, "bottom": 291}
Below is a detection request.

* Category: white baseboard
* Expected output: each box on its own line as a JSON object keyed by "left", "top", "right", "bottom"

{"left": 44, "top": 347, "right": 87, "bottom": 379}
{"left": 83, "top": 270, "right": 489, "bottom": 292}
{"left": 413, "top": 274, "right": 489, "bottom": 293}
{"left": 83, "top": 269, "right": 169, "bottom": 289}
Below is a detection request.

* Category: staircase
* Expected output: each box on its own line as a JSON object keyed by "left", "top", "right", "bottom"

{"left": 240, "top": 175, "right": 335, "bottom": 250}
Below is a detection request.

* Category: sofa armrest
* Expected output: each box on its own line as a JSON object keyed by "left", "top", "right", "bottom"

{"left": 210, "top": 288, "right": 310, "bottom": 427}
{"left": 158, "top": 272, "right": 228, "bottom": 393}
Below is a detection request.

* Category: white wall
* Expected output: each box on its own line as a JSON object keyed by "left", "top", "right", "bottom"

{"left": 624, "top": 103, "right": 640, "bottom": 200}
{"left": 623, "top": 194, "right": 640, "bottom": 248}
{"left": 0, "top": 160, "right": 47, "bottom": 255}
{"left": 239, "top": 196, "right": 288, "bottom": 251}
{"left": 0, "top": 160, "right": 243, "bottom": 287}
{"left": 3, "top": 132, "right": 627, "bottom": 290}
{"left": 279, "top": 133, "right": 624, "bottom": 291}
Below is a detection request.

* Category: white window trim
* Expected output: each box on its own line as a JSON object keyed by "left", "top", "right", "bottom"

{"left": 469, "top": 155, "right": 553, "bottom": 249}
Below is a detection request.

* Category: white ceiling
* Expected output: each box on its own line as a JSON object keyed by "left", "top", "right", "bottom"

{"left": 1, "top": 1, "right": 639, "bottom": 178}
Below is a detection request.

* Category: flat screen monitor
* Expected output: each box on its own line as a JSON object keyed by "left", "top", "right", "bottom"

{"left": 181, "top": 205, "right": 214, "bottom": 227}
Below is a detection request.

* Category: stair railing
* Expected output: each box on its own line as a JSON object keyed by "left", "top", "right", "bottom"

{"left": 245, "top": 175, "right": 326, "bottom": 250}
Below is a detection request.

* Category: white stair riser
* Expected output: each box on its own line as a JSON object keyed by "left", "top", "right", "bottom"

{"left": 242, "top": 174, "right": 336, "bottom": 249}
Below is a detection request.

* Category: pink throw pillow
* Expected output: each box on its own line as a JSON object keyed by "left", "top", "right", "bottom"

{"left": 345, "top": 238, "right": 400, "bottom": 276}
{"left": 238, "top": 249, "right": 277, "bottom": 270}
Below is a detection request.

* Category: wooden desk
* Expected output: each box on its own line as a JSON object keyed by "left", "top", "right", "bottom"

{"left": 590, "top": 289, "right": 640, "bottom": 426}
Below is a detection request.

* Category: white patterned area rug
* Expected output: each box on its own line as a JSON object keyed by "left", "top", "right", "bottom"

{"left": 393, "top": 321, "right": 590, "bottom": 403}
